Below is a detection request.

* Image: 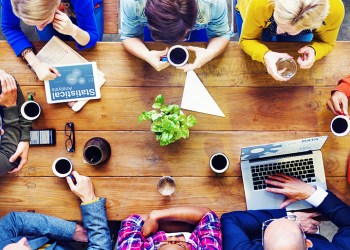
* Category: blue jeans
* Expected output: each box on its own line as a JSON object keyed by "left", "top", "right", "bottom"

{"left": 234, "top": 0, "right": 313, "bottom": 42}
{"left": 143, "top": 26, "right": 209, "bottom": 42}
{"left": 36, "top": 3, "right": 104, "bottom": 42}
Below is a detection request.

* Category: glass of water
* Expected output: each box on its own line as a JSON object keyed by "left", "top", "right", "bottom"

{"left": 157, "top": 176, "right": 176, "bottom": 196}
{"left": 276, "top": 58, "right": 297, "bottom": 79}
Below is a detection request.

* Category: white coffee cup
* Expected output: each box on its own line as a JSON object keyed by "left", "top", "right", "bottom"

{"left": 21, "top": 100, "right": 41, "bottom": 121}
{"left": 52, "top": 157, "right": 73, "bottom": 177}
{"left": 210, "top": 153, "right": 230, "bottom": 174}
{"left": 166, "top": 45, "right": 189, "bottom": 67}
{"left": 330, "top": 115, "right": 350, "bottom": 136}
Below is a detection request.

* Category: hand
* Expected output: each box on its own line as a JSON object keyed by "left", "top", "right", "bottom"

{"left": 0, "top": 70, "right": 17, "bottom": 107}
{"left": 141, "top": 211, "right": 159, "bottom": 237}
{"left": 327, "top": 91, "right": 348, "bottom": 116}
{"left": 177, "top": 46, "right": 214, "bottom": 72}
{"left": 31, "top": 61, "right": 60, "bottom": 81}
{"left": 265, "top": 174, "right": 316, "bottom": 208}
{"left": 264, "top": 51, "right": 293, "bottom": 81}
{"left": 146, "top": 49, "right": 170, "bottom": 72}
{"left": 53, "top": 10, "right": 77, "bottom": 36}
{"left": 292, "top": 211, "right": 321, "bottom": 234}
{"left": 66, "top": 171, "right": 97, "bottom": 203}
{"left": 8, "top": 141, "right": 30, "bottom": 173}
{"left": 72, "top": 224, "right": 88, "bottom": 242}
{"left": 297, "top": 46, "right": 316, "bottom": 69}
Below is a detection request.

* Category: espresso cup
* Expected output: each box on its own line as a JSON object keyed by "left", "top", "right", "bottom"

{"left": 331, "top": 115, "right": 350, "bottom": 136}
{"left": 276, "top": 58, "right": 297, "bottom": 79}
{"left": 52, "top": 157, "right": 73, "bottom": 177}
{"left": 210, "top": 153, "right": 230, "bottom": 174}
{"left": 83, "top": 137, "right": 111, "bottom": 165}
{"left": 157, "top": 176, "right": 176, "bottom": 196}
{"left": 21, "top": 99, "right": 41, "bottom": 121}
{"left": 166, "top": 45, "right": 189, "bottom": 67}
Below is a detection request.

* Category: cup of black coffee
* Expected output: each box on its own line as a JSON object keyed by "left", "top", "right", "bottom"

{"left": 21, "top": 95, "right": 41, "bottom": 121}
{"left": 52, "top": 157, "right": 73, "bottom": 177}
{"left": 331, "top": 115, "right": 350, "bottom": 136}
{"left": 210, "top": 153, "right": 230, "bottom": 174}
{"left": 83, "top": 137, "right": 111, "bottom": 165}
{"left": 167, "top": 45, "right": 189, "bottom": 67}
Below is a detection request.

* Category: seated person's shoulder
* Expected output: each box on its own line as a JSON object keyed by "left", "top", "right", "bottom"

{"left": 326, "top": 0, "right": 345, "bottom": 23}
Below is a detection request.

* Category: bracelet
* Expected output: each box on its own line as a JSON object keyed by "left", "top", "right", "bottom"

{"left": 21, "top": 47, "right": 33, "bottom": 60}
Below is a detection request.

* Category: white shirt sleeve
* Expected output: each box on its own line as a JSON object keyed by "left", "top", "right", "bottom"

{"left": 305, "top": 186, "right": 328, "bottom": 207}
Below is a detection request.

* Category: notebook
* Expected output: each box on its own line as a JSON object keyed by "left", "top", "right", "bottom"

{"left": 240, "top": 136, "right": 328, "bottom": 210}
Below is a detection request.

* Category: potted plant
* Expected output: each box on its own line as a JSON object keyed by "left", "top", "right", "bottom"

{"left": 138, "top": 95, "right": 197, "bottom": 146}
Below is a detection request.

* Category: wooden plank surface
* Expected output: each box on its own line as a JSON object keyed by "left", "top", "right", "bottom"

{"left": 1, "top": 41, "right": 350, "bottom": 87}
{"left": 0, "top": 177, "right": 348, "bottom": 220}
{"left": 25, "top": 86, "right": 336, "bottom": 131}
{"left": 0, "top": 41, "right": 349, "bottom": 221}
{"left": 16, "top": 131, "right": 350, "bottom": 178}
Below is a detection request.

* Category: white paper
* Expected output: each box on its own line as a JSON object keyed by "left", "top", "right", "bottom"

{"left": 181, "top": 70, "right": 225, "bottom": 117}
{"left": 37, "top": 36, "right": 106, "bottom": 111}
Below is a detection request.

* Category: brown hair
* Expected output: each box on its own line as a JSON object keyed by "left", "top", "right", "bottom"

{"left": 145, "top": 0, "right": 198, "bottom": 44}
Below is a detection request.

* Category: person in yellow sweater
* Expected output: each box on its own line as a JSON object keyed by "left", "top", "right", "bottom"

{"left": 234, "top": 0, "right": 344, "bottom": 81}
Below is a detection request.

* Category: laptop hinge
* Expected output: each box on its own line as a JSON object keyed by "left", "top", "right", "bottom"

{"left": 248, "top": 150, "right": 313, "bottom": 163}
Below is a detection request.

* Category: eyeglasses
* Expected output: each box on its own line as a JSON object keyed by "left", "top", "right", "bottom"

{"left": 158, "top": 240, "right": 190, "bottom": 249}
{"left": 261, "top": 215, "right": 306, "bottom": 246}
{"left": 65, "top": 122, "right": 75, "bottom": 152}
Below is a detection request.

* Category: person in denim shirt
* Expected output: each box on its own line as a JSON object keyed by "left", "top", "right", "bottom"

{"left": 121, "top": 0, "right": 230, "bottom": 72}
{"left": 0, "top": 171, "right": 112, "bottom": 250}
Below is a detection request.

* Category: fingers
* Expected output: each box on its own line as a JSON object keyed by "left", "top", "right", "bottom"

{"left": 280, "top": 198, "right": 293, "bottom": 208}
{"left": 9, "top": 149, "right": 21, "bottom": 163}
{"left": 0, "top": 129, "right": 4, "bottom": 135}
{"left": 327, "top": 99, "right": 338, "bottom": 115}
{"left": 66, "top": 175, "right": 75, "bottom": 189}
{"left": 71, "top": 170, "right": 82, "bottom": 182}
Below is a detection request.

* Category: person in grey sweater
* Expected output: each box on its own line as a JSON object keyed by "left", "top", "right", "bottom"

{"left": 0, "top": 69, "right": 32, "bottom": 174}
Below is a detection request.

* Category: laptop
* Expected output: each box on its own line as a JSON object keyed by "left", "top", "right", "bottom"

{"left": 240, "top": 136, "right": 328, "bottom": 211}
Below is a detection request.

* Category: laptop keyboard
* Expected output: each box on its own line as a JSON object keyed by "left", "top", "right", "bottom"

{"left": 251, "top": 158, "right": 316, "bottom": 190}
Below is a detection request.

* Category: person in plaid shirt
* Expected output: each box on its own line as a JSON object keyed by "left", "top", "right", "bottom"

{"left": 116, "top": 206, "right": 222, "bottom": 250}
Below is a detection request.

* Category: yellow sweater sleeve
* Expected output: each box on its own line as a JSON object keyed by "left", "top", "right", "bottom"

{"left": 310, "top": 0, "right": 345, "bottom": 61}
{"left": 237, "top": 0, "right": 274, "bottom": 63}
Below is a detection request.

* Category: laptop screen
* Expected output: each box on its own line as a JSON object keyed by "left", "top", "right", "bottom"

{"left": 240, "top": 136, "right": 328, "bottom": 161}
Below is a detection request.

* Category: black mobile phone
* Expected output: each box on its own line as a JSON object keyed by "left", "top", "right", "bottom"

{"left": 30, "top": 129, "right": 56, "bottom": 146}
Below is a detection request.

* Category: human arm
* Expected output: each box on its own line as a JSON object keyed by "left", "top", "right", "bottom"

{"left": 53, "top": 10, "right": 90, "bottom": 47}
{"left": 122, "top": 38, "right": 170, "bottom": 71}
{"left": 141, "top": 206, "right": 211, "bottom": 237}
{"left": 178, "top": 37, "right": 229, "bottom": 72}
{"left": 309, "top": 0, "right": 345, "bottom": 61}
{"left": 0, "top": 212, "right": 77, "bottom": 249}
{"left": 327, "top": 76, "right": 350, "bottom": 116}
{"left": 178, "top": 0, "right": 230, "bottom": 72}
{"left": 221, "top": 209, "right": 286, "bottom": 250}
{"left": 7, "top": 82, "right": 31, "bottom": 173}
{"left": 238, "top": 0, "right": 274, "bottom": 63}
{"left": 66, "top": 171, "right": 111, "bottom": 249}
{"left": 0, "top": 71, "right": 22, "bottom": 174}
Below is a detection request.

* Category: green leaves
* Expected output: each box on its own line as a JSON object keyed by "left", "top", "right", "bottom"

{"left": 138, "top": 95, "right": 197, "bottom": 146}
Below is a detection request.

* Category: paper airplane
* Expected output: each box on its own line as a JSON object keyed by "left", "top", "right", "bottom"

{"left": 181, "top": 70, "right": 225, "bottom": 117}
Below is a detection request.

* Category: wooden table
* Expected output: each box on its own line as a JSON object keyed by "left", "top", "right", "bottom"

{"left": 0, "top": 41, "right": 349, "bottom": 221}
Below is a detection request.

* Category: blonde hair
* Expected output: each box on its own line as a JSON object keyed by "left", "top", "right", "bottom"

{"left": 11, "top": 0, "right": 60, "bottom": 22}
{"left": 272, "top": 0, "right": 330, "bottom": 30}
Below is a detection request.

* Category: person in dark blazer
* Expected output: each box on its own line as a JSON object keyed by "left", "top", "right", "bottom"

{"left": 221, "top": 174, "right": 350, "bottom": 250}
{"left": 0, "top": 171, "right": 111, "bottom": 250}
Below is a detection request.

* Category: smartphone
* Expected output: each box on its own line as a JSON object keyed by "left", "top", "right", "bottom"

{"left": 30, "top": 129, "right": 56, "bottom": 146}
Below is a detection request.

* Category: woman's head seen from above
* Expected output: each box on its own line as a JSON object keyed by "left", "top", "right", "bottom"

{"left": 273, "top": 0, "right": 330, "bottom": 35}
{"left": 11, "top": 0, "right": 60, "bottom": 30}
